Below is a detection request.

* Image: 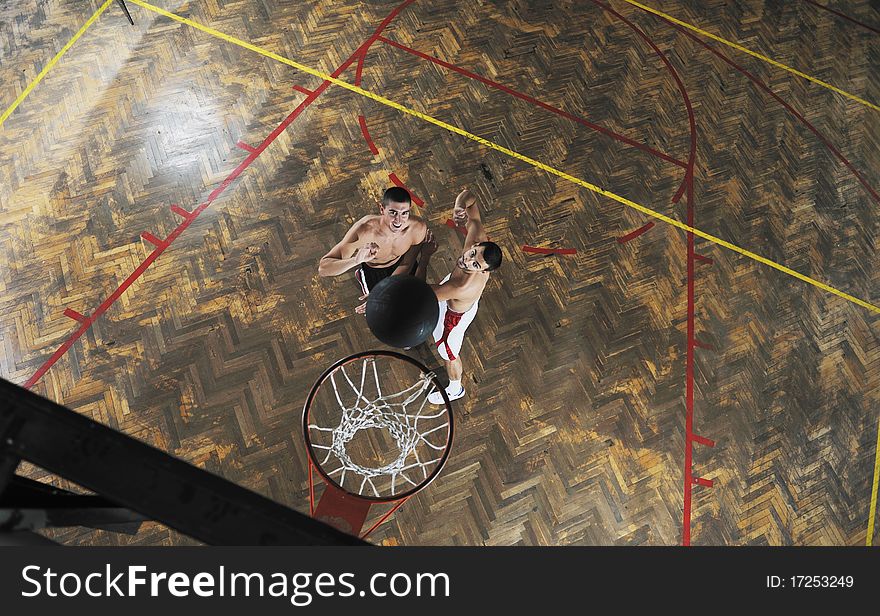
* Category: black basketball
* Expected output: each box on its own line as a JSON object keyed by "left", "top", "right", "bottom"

{"left": 366, "top": 275, "right": 439, "bottom": 348}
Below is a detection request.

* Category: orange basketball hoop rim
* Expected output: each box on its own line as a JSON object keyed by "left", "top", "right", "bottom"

{"left": 302, "top": 350, "right": 454, "bottom": 540}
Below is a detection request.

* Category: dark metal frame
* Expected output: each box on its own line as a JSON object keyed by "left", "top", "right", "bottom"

{"left": 0, "top": 475, "right": 146, "bottom": 534}
{"left": 0, "top": 378, "right": 365, "bottom": 545}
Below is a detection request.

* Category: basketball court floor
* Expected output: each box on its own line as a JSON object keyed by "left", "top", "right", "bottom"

{"left": 1, "top": 0, "right": 878, "bottom": 545}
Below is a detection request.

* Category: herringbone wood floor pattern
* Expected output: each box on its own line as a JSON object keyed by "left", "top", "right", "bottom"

{"left": 1, "top": 0, "right": 878, "bottom": 545}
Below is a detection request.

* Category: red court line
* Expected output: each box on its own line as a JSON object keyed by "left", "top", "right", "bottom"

{"left": 616, "top": 221, "right": 655, "bottom": 243}
{"left": 693, "top": 434, "right": 715, "bottom": 448}
{"left": 355, "top": 49, "right": 366, "bottom": 86}
{"left": 25, "top": 246, "right": 168, "bottom": 388}
{"left": 140, "top": 231, "right": 166, "bottom": 248}
{"left": 683, "top": 179, "right": 697, "bottom": 546}
{"left": 801, "top": 0, "right": 880, "bottom": 35}
{"left": 388, "top": 172, "right": 425, "bottom": 206}
{"left": 24, "top": 0, "right": 419, "bottom": 390}
{"left": 620, "top": 13, "right": 880, "bottom": 542}
{"left": 589, "top": 0, "right": 696, "bottom": 203}
{"left": 693, "top": 477, "right": 713, "bottom": 488}
{"left": 591, "top": 0, "right": 703, "bottom": 546}
{"left": 235, "top": 140, "right": 257, "bottom": 153}
{"left": 693, "top": 339, "right": 714, "bottom": 351}
{"left": 654, "top": 12, "right": 880, "bottom": 207}
{"left": 348, "top": 0, "right": 418, "bottom": 69}
{"left": 358, "top": 115, "right": 379, "bottom": 154}
{"left": 170, "top": 204, "right": 193, "bottom": 220}
{"left": 377, "top": 35, "right": 687, "bottom": 170}
{"left": 63, "top": 308, "right": 87, "bottom": 323}
{"left": 694, "top": 253, "right": 713, "bottom": 264}
{"left": 292, "top": 84, "right": 314, "bottom": 96}
{"left": 521, "top": 245, "right": 577, "bottom": 255}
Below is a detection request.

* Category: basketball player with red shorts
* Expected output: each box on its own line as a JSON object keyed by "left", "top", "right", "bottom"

{"left": 416, "top": 188, "right": 502, "bottom": 403}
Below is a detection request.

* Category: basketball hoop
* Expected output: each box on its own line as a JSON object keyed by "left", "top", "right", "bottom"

{"left": 302, "top": 350, "right": 454, "bottom": 538}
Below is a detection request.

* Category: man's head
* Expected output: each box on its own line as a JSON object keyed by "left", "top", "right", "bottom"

{"left": 456, "top": 241, "right": 502, "bottom": 273}
{"left": 380, "top": 187, "right": 412, "bottom": 234}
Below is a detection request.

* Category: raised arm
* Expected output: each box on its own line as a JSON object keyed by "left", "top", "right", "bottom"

{"left": 318, "top": 218, "right": 377, "bottom": 277}
{"left": 414, "top": 229, "right": 437, "bottom": 281}
{"left": 452, "top": 188, "right": 488, "bottom": 249}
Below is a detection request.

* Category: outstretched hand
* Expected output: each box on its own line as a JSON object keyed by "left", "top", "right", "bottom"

{"left": 355, "top": 292, "right": 368, "bottom": 315}
{"left": 453, "top": 187, "right": 473, "bottom": 225}
{"left": 355, "top": 242, "right": 379, "bottom": 264}
{"left": 454, "top": 186, "right": 475, "bottom": 209}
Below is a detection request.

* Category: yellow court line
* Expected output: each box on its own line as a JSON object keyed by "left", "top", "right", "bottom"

{"left": 619, "top": 0, "right": 880, "bottom": 113}
{"left": 868, "top": 416, "right": 880, "bottom": 545}
{"left": 0, "top": 0, "right": 115, "bottom": 129}
{"left": 129, "top": 0, "right": 880, "bottom": 316}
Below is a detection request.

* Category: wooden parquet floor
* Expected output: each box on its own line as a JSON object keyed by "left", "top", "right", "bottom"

{"left": 1, "top": 0, "right": 878, "bottom": 545}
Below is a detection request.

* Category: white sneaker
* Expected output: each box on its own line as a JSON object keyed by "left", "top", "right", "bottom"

{"left": 428, "top": 384, "right": 465, "bottom": 405}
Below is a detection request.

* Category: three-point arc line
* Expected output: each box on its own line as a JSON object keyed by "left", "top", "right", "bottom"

{"left": 652, "top": 12, "right": 880, "bottom": 208}
{"left": 388, "top": 173, "right": 425, "bottom": 207}
{"left": 628, "top": 0, "right": 880, "bottom": 544}
{"left": 358, "top": 115, "right": 379, "bottom": 154}
{"left": 617, "top": 222, "right": 655, "bottom": 244}
{"left": 594, "top": 0, "right": 704, "bottom": 548}
{"left": 355, "top": 50, "right": 368, "bottom": 87}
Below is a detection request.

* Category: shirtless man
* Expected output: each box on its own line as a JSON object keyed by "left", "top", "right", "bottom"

{"left": 318, "top": 186, "right": 431, "bottom": 313}
{"left": 416, "top": 188, "right": 502, "bottom": 404}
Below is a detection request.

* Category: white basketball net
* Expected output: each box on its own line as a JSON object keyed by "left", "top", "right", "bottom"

{"left": 307, "top": 357, "right": 451, "bottom": 499}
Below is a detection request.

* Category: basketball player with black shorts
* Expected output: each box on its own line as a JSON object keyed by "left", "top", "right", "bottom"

{"left": 416, "top": 188, "right": 502, "bottom": 403}
{"left": 319, "top": 187, "right": 432, "bottom": 313}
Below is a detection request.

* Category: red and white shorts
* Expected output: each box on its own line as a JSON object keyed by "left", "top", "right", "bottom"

{"left": 431, "top": 275, "right": 479, "bottom": 361}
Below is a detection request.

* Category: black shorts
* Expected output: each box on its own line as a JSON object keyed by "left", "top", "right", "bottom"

{"left": 355, "top": 257, "right": 418, "bottom": 294}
